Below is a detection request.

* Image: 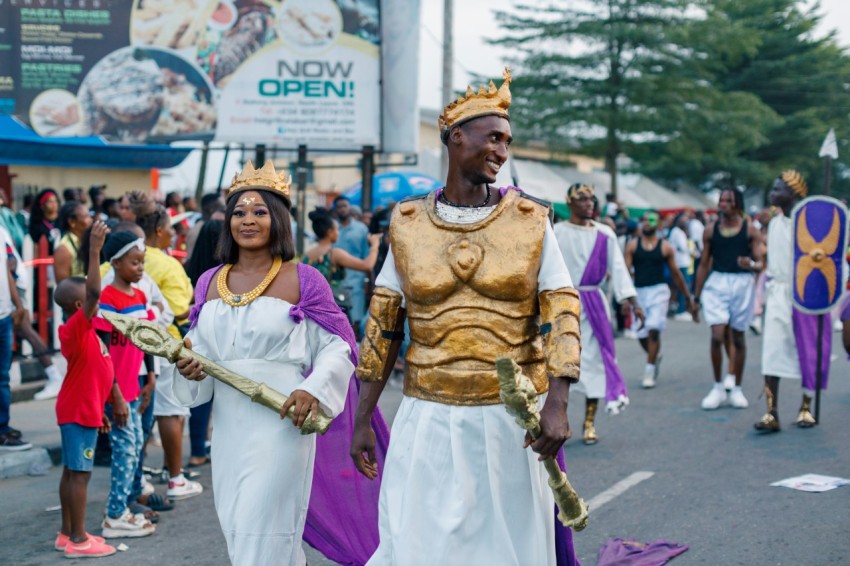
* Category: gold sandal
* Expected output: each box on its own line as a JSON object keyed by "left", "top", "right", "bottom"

{"left": 753, "top": 413, "right": 780, "bottom": 433}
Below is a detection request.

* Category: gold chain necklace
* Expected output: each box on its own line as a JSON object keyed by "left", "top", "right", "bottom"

{"left": 216, "top": 257, "right": 283, "bottom": 307}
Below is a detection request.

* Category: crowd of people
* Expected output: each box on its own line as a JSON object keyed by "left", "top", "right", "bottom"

{"left": 0, "top": 67, "right": 848, "bottom": 565}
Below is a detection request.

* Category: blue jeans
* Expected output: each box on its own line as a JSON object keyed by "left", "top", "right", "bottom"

{"left": 0, "top": 316, "right": 14, "bottom": 435}
{"left": 677, "top": 272, "right": 694, "bottom": 314}
{"left": 189, "top": 398, "right": 213, "bottom": 459}
{"left": 105, "top": 398, "right": 143, "bottom": 519}
{"left": 344, "top": 280, "right": 366, "bottom": 333}
{"left": 131, "top": 375, "right": 156, "bottom": 501}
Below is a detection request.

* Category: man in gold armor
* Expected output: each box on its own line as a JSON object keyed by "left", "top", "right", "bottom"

{"left": 350, "top": 69, "right": 583, "bottom": 565}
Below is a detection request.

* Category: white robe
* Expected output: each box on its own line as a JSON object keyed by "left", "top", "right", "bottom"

{"left": 369, "top": 216, "right": 574, "bottom": 565}
{"left": 761, "top": 215, "right": 802, "bottom": 380}
{"left": 553, "top": 221, "right": 636, "bottom": 400}
{"left": 173, "top": 297, "right": 353, "bottom": 566}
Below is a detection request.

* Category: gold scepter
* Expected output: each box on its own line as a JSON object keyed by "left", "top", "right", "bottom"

{"left": 496, "top": 357, "right": 589, "bottom": 531}
{"left": 101, "top": 311, "right": 332, "bottom": 435}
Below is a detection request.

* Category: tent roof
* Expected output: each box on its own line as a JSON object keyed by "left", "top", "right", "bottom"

{"left": 0, "top": 115, "right": 192, "bottom": 170}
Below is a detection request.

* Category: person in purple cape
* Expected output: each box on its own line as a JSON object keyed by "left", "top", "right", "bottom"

{"left": 172, "top": 161, "right": 388, "bottom": 566}
{"left": 554, "top": 184, "right": 645, "bottom": 445}
{"left": 755, "top": 171, "right": 832, "bottom": 432}
{"left": 351, "top": 68, "right": 583, "bottom": 566}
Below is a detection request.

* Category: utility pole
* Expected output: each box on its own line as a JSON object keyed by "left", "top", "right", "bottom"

{"left": 440, "top": 0, "right": 453, "bottom": 180}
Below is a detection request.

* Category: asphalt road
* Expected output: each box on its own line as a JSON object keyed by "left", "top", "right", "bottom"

{"left": 2, "top": 319, "right": 848, "bottom": 565}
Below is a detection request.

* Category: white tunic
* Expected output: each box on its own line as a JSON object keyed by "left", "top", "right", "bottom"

{"left": 761, "top": 215, "right": 802, "bottom": 380}
{"left": 369, "top": 207, "right": 573, "bottom": 566}
{"left": 173, "top": 298, "right": 353, "bottom": 566}
{"left": 553, "top": 221, "right": 636, "bottom": 400}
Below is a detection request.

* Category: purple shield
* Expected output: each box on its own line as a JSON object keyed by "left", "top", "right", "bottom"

{"left": 792, "top": 196, "right": 849, "bottom": 314}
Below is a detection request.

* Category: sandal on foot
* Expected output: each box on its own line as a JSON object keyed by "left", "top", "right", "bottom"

{"left": 138, "top": 492, "right": 174, "bottom": 512}
{"left": 186, "top": 457, "right": 210, "bottom": 468}
{"left": 128, "top": 502, "right": 159, "bottom": 524}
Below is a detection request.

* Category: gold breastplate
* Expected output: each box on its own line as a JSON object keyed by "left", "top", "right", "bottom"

{"left": 389, "top": 190, "right": 549, "bottom": 405}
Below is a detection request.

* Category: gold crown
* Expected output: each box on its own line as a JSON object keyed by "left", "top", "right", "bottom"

{"left": 781, "top": 170, "right": 808, "bottom": 198}
{"left": 438, "top": 67, "right": 512, "bottom": 131}
{"left": 225, "top": 160, "right": 291, "bottom": 202}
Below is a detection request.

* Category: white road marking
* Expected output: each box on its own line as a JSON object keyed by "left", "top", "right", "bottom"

{"left": 586, "top": 471, "right": 655, "bottom": 512}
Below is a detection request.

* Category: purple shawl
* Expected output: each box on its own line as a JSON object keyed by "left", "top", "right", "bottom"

{"left": 579, "top": 231, "right": 628, "bottom": 404}
{"left": 792, "top": 310, "right": 832, "bottom": 391}
{"left": 190, "top": 262, "right": 389, "bottom": 566}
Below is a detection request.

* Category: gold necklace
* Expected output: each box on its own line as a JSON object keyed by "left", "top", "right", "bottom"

{"left": 216, "top": 257, "right": 283, "bottom": 307}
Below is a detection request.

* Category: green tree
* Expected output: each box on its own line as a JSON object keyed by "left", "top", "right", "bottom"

{"left": 640, "top": 0, "right": 850, "bottom": 197}
{"left": 492, "top": 0, "right": 776, "bottom": 198}
{"left": 705, "top": 0, "right": 850, "bottom": 197}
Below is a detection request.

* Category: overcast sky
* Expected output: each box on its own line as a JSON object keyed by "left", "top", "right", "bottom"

{"left": 418, "top": 0, "right": 850, "bottom": 110}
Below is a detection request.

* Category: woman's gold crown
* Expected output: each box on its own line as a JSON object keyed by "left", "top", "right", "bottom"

{"left": 225, "top": 160, "right": 291, "bottom": 201}
{"left": 438, "top": 67, "right": 512, "bottom": 131}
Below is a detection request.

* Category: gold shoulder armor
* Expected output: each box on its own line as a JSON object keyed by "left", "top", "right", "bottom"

{"left": 356, "top": 288, "right": 404, "bottom": 382}
{"left": 539, "top": 289, "right": 581, "bottom": 382}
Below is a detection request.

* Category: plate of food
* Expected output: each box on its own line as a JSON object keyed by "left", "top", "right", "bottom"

{"left": 77, "top": 46, "right": 217, "bottom": 142}
{"left": 29, "top": 89, "right": 83, "bottom": 137}
{"left": 278, "top": 0, "right": 343, "bottom": 53}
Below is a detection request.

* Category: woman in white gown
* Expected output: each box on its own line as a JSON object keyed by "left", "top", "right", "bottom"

{"left": 173, "top": 163, "right": 355, "bottom": 566}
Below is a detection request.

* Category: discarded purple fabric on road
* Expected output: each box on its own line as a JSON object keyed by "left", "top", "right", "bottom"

{"left": 578, "top": 231, "right": 628, "bottom": 405}
{"left": 791, "top": 309, "right": 832, "bottom": 391}
{"left": 555, "top": 449, "right": 581, "bottom": 566}
{"left": 597, "top": 538, "right": 688, "bottom": 566}
{"left": 191, "top": 263, "right": 390, "bottom": 566}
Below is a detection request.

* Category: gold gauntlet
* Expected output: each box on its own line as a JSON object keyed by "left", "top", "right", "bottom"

{"left": 356, "top": 288, "right": 404, "bottom": 382}
{"left": 539, "top": 289, "right": 581, "bottom": 382}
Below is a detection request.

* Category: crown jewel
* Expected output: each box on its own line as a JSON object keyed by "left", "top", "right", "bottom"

{"left": 781, "top": 170, "right": 808, "bottom": 197}
{"left": 438, "top": 67, "right": 512, "bottom": 131}
{"left": 225, "top": 160, "right": 291, "bottom": 202}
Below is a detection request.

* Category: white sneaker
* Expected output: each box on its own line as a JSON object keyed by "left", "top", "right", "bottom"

{"left": 642, "top": 369, "right": 656, "bottom": 389}
{"left": 673, "top": 312, "right": 692, "bottom": 322}
{"left": 33, "top": 380, "right": 62, "bottom": 401}
{"left": 723, "top": 374, "right": 736, "bottom": 391}
{"left": 701, "top": 384, "right": 728, "bottom": 410}
{"left": 167, "top": 479, "right": 203, "bottom": 500}
{"left": 729, "top": 386, "right": 749, "bottom": 408}
{"left": 101, "top": 509, "right": 155, "bottom": 538}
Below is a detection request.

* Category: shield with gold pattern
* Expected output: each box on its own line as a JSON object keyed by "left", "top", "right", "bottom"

{"left": 792, "top": 196, "right": 849, "bottom": 314}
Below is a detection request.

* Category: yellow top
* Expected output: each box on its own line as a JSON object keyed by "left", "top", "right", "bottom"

{"left": 58, "top": 233, "right": 85, "bottom": 278}
{"left": 143, "top": 247, "right": 193, "bottom": 339}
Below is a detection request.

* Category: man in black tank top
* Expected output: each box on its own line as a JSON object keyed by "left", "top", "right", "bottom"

{"left": 625, "top": 212, "right": 696, "bottom": 388}
{"left": 693, "top": 188, "right": 764, "bottom": 411}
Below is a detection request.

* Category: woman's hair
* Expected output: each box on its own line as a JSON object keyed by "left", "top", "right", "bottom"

{"left": 217, "top": 191, "right": 294, "bottom": 264}
{"left": 28, "top": 188, "right": 59, "bottom": 237}
{"left": 186, "top": 220, "right": 224, "bottom": 286}
{"left": 128, "top": 190, "right": 168, "bottom": 238}
{"left": 57, "top": 201, "right": 84, "bottom": 234}
{"left": 309, "top": 207, "right": 335, "bottom": 239}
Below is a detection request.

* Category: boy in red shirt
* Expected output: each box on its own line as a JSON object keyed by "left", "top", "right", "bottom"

{"left": 93, "top": 231, "right": 157, "bottom": 539}
{"left": 52, "top": 221, "right": 116, "bottom": 558}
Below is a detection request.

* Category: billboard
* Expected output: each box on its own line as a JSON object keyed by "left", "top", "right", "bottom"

{"left": 0, "top": 0, "right": 382, "bottom": 150}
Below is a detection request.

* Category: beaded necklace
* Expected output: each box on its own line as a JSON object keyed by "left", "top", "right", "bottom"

{"left": 439, "top": 186, "right": 492, "bottom": 208}
{"left": 216, "top": 256, "right": 283, "bottom": 307}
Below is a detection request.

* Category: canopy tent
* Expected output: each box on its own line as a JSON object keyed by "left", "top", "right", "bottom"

{"left": 343, "top": 171, "right": 443, "bottom": 210}
{"left": 0, "top": 115, "right": 192, "bottom": 170}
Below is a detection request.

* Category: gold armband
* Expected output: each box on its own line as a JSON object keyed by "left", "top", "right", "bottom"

{"left": 356, "top": 288, "right": 404, "bottom": 382}
{"left": 539, "top": 289, "right": 581, "bottom": 382}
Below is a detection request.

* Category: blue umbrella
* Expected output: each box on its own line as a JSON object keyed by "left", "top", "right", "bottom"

{"left": 343, "top": 171, "right": 442, "bottom": 210}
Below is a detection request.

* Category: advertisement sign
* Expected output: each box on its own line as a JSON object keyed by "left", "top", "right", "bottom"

{"left": 0, "top": 0, "right": 381, "bottom": 150}
{"left": 792, "top": 196, "right": 849, "bottom": 314}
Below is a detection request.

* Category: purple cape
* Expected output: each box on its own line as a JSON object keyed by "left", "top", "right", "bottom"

{"left": 578, "top": 231, "right": 628, "bottom": 404}
{"left": 190, "top": 262, "right": 390, "bottom": 566}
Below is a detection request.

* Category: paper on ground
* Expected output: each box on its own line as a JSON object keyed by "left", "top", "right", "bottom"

{"left": 770, "top": 474, "right": 850, "bottom": 492}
